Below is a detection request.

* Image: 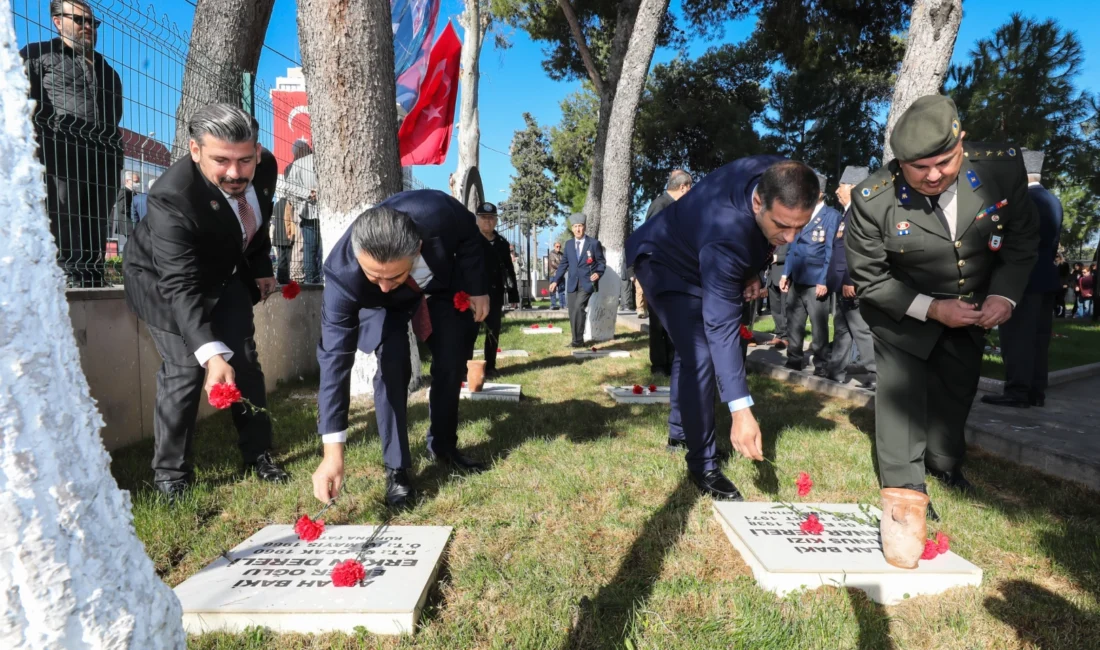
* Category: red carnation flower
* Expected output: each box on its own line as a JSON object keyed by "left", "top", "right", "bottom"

{"left": 796, "top": 472, "right": 814, "bottom": 497}
{"left": 648, "top": 384, "right": 657, "bottom": 393}
{"left": 920, "top": 539, "right": 939, "bottom": 560}
{"left": 453, "top": 291, "right": 471, "bottom": 312}
{"left": 799, "top": 513, "right": 824, "bottom": 535}
{"left": 546, "top": 323, "right": 553, "bottom": 328}
{"left": 497, "top": 347, "right": 502, "bottom": 353}
{"left": 532, "top": 324, "right": 540, "bottom": 329}
{"left": 591, "top": 346, "right": 598, "bottom": 352}
{"left": 541, "top": 288, "right": 548, "bottom": 296}
{"left": 281, "top": 280, "right": 301, "bottom": 300}
{"left": 935, "top": 532, "right": 950, "bottom": 554}
{"left": 331, "top": 559, "right": 366, "bottom": 587}
{"left": 739, "top": 325, "right": 754, "bottom": 341}
{"left": 294, "top": 515, "right": 325, "bottom": 542}
{"left": 632, "top": 384, "right": 644, "bottom": 395}
{"left": 461, "top": 381, "right": 466, "bottom": 388}
{"left": 208, "top": 383, "right": 242, "bottom": 410}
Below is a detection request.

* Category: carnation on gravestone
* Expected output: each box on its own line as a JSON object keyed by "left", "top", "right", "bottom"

{"left": 497, "top": 348, "right": 502, "bottom": 353}
{"left": 936, "top": 532, "right": 950, "bottom": 554}
{"left": 800, "top": 513, "right": 824, "bottom": 535}
{"left": 632, "top": 384, "right": 644, "bottom": 395}
{"left": 648, "top": 384, "right": 657, "bottom": 393}
{"left": 294, "top": 515, "right": 325, "bottom": 542}
{"left": 281, "top": 280, "right": 301, "bottom": 300}
{"left": 921, "top": 539, "right": 940, "bottom": 560}
{"left": 331, "top": 559, "right": 366, "bottom": 587}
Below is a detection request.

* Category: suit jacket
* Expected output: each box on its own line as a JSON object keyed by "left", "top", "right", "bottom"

{"left": 825, "top": 207, "right": 854, "bottom": 293}
{"left": 1025, "top": 184, "right": 1063, "bottom": 294}
{"left": 784, "top": 202, "right": 843, "bottom": 287}
{"left": 317, "top": 190, "right": 488, "bottom": 435}
{"left": 123, "top": 149, "right": 277, "bottom": 355}
{"left": 551, "top": 236, "right": 606, "bottom": 293}
{"left": 845, "top": 143, "right": 1039, "bottom": 360}
{"left": 645, "top": 191, "right": 676, "bottom": 221}
{"left": 485, "top": 232, "right": 519, "bottom": 302}
{"left": 626, "top": 155, "right": 784, "bottom": 404}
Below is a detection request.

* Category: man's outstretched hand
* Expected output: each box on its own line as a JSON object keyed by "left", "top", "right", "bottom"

{"left": 730, "top": 409, "right": 764, "bottom": 461}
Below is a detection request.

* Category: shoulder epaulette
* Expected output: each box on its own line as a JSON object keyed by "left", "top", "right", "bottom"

{"left": 964, "top": 143, "right": 1020, "bottom": 162}
{"left": 854, "top": 168, "right": 895, "bottom": 202}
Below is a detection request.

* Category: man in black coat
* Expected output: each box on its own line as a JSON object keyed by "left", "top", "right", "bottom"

{"left": 310, "top": 191, "right": 490, "bottom": 508}
{"left": 982, "top": 150, "right": 1063, "bottom": 408}
{"left": 124, "top": 104, "right": 288, "bottom": 500}
{"left": 474, "top": 202, "right": 519, "bottom": 376}
{"left": 640, "top": 170, "right": 692, "bottom": 373}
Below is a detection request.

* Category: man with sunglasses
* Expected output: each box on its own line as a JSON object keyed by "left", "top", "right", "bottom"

{"left": 22, "top": 1, "right": 123, "bottom": 287}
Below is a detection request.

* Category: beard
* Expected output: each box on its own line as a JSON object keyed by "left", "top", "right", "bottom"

{"left": 63, "top": 27, "right": 95, "bottom": 53}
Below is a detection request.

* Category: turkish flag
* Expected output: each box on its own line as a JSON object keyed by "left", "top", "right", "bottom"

{"left": 398, "top": 23, "right": 461, "bottom": 166}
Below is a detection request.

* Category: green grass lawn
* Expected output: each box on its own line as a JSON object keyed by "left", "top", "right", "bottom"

{"left": 111, "top": 317, "right": 1100, "bottom": 649}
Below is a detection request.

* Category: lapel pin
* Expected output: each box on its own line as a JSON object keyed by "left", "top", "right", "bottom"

{"left": 210, "top": 200, "right": 220, "bottom": 211}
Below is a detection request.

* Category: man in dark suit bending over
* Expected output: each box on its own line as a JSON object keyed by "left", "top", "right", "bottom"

{"left": 311, "top": 191, "right": 490, "bottom": 508}
{"left": 124, "top": 104, "right": 288, "bottom": 500}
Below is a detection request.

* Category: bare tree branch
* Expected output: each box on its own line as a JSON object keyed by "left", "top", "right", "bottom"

{"left": 556, "top": 0, "right": 605, "bottom": 97}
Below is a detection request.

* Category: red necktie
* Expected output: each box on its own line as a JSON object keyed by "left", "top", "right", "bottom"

{"left": 233, "top": 194, "right": 258, "bottom": 250}
{"left": 405, "top": 276, "right": 432, "bottom": 341}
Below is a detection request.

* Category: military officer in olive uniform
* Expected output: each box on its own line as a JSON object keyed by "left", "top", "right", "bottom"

{"left": 845, "top": 95, "right": 1038, "bottom": 517}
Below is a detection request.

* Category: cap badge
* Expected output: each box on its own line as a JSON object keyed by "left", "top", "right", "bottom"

{"left": 951, "top": 119, "right": 960, "bottom": 137}
{"left": 861, "top": 188, "right": 871, "bottom": 198}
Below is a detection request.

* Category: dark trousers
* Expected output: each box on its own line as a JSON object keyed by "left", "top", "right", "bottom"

{"left": 648, "top": 308, "right": 674, "bottom": 375}
{"left": 46, "top": 171, "right": 115, "bottom": 287}
{"left": 373, "top": 296, "right": 475, "bottom": 469}
{"left": 300, "top": 219, "right": 322, "bottom": 283}
{"left": 482, "top": 292, "right": 504, "bottom": 371}
{"left": 567, "top": 289, "right": 593, "bottom": 345}
{"left": 785, "top": 283, "right": 831, "bottom": 369}
{"left": 620, "top": 276, "right": 636, "bottom": 310}
{"left": 274, "top": 244, "right": 292, "bottom": 284}
{"left": 825, "top": 298, "right": 876, "bottom": 382}
{"left": 1000, "top": 291, "right": 1056, "bottom": 401}
{"left": 146, "top": 275, "right": 272, "bottom": 483}
{"left": 768, "top": 279, "right": 788, "bottom": 339}
{"left": 873, "top": 328, "right": 981, "bottom": 487}
{"left": 550, "top": 281, "right": 566, "bottom": 309}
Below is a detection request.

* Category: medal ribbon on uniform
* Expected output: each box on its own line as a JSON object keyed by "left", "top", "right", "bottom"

{"left": 976, "top": 199, "right": 1008, "bottom": 220}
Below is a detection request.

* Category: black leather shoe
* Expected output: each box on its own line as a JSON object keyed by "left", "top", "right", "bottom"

{"left": 899, "top": 483, "right": 940, "bottom": 521}
{"left": 689, "top": 469, "right": 744, "bottom": 501}
{"left": 926, "top": 468, "right": 975, "bottom": 494}
{"left": 429, "top": 447, "right": 488, "bottom": 473}
{"left": 666, "top": 438, "right": 688, "bottom": 453}
{"left": 980, "top": 394, "right": 1030, "bottom": 408}
{"left": 1030, "top": 396, "right": 1045, "bottom": 407}
{"left": 155, "top": 479, "right": 191, "bottom": 504}
{"left": 248, "top": 451, "right": 289, "bottom": 483}
{"left": 385, "top": 468, "right": 415, "bottom": 508}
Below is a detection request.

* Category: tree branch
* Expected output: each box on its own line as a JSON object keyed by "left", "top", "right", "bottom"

{"left": 556, "top": 0, "right": 605, "bottom": 96}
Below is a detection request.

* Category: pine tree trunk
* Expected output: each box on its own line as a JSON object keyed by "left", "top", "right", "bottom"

{"left": 298, "top": 0, "right": 417, "bottom": 397}
{"left": 0, "top": 6, "right": 185, "bottom": 647}
{"left": 584, "top": 0, "right": 668, "bottom": 342}
{"left": 577, "top": 0, "right": 640, "bottom": 238}
{"left": 455, "top": 1, "right": 486, "bottom": 212}
{"left": 882, "top": 0, "right": 962, "bottom": 163}
{"left": 171, "top": 0, "right": 276, "bottom": 160}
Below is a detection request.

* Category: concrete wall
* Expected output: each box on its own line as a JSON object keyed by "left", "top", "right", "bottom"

{"left": 67, "top": 286, "right": 322, "bottom": 451}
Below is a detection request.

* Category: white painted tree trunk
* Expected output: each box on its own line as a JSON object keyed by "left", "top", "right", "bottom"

{"left": 585, "top": 0, "right": 668, "bottom": 342}
{"left": 0, "top": 5, "right": 185, "bottom": 647}
{"left": 454, "top": 0, "right": 485, "bottom": 212}
{"left": 300, "top": 0, "right": 420, "bottom": 397}
{"left": 882, "top": 0, "right": 962, "bottom": 163}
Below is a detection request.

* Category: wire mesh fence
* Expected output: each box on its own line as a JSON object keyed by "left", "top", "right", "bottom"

{"left": 13, "top": 0, "right": 424, "bottom": 288}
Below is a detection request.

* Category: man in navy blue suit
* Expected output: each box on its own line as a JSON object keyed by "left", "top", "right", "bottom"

{"left": 549, "top": 213, "right": 606, "bottom": 346}
{"left": 982, "top": 150, "right": 1063, "bottom": 408}
{"left": 626, "top": 157, "right": 820, "bottom": 499}
{"left": 310, "top": 190, "right": 490, "bottom": 507}
{"left": 781, "top": 172, "right": 843, "bottom": 374}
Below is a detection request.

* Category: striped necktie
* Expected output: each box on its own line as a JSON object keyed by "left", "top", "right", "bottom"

{"left": 233, "top": 193, "right": 258, "bottom": 250}
{"left": 404, "top": 275, "right": 432, "bottom": 341}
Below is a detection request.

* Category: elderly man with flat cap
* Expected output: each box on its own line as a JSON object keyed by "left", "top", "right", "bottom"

{"left": 846, "top": 95, "right": 1038, "bottom": 518}
{"left": 549, "top": 213, "right": 606, "bottom": 347}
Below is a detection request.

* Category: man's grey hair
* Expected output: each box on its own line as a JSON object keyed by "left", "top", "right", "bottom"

{"left": 188, "top": 104, "right": 258, "bottom": 146}
{"left": 350, "top": 205, "right": 422, "bottom": 262}
{"left": 667, "top": 170, "right": 692, "bottom": 191}
{"left": 51, "top": 0, "right": 93, "bottom": 17}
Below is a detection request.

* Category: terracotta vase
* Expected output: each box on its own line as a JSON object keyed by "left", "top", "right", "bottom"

{"left": 466, "top": 360, "right": 487, "bottom": 392}
{"left": 879, "top": 488, "right": 930, "bottom": 569}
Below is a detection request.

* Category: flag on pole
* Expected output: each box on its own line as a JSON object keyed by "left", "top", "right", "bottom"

{"left": 393, "top": 0, "right": 441, "bottom": 112}
{"left": 398, "top": 23, "right": 461, "bottom": 166}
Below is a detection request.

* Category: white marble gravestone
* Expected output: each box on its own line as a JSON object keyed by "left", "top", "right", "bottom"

{"left": 460, "top": 382, "right": 521, "bottom": 402}
{"left": 522, "top": 326, "right": 563, "bottom": 335}
{"left": 174, "top": 525, "right": 452, "bottom": 636}
{"left": 572, "top": 350, "right": 631, "bottom": 359}
{"left": 473, "top": 349, "right": 529, "bottom": 357}
{"left": 713, "top": 502, "right": 982, "bottom": 605}
{"left": 604, "top": 385, "right": 670, "bottom": 404}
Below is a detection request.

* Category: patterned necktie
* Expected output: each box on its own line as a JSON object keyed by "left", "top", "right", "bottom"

{"left": 404, "top": 275, "right": 432, "bottom": 341}
{"left": 233, "top": 193, "right": 258, "bottom": 250}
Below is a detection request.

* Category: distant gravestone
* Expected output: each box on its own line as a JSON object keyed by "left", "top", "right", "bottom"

{"left": 604, "top": 385, "right": 670, "bottom": 404}
{"left": 572, "top": 350, "right": 630, "bottom": 359}
{"left": 460, "top": 382, "right": 521, "bottom": 402}
{"left": 473, "top": 349, "right": 529, "bottom": 358}
{"left": 712, "top": 502, "right": 982, "bottom": 605}
{"left": 174, "top": 525, "right": 452, "bottom": 636}
{"left": 522, "top": 326, "right": 562, "bottom": 335}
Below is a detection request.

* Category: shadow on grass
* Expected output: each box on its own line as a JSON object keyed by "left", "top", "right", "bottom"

{"left": 985, "top": 580, "right": 1100, "bottom": 650}
{"left": 845, "top": 588, "right": 896, "bottom": 650}
{"left": 559, "top": 476, "right": 700, "bottom": 650}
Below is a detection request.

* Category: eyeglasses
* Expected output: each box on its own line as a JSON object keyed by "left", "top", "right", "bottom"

{"left": 57, "top": 13, "right": 102, "bottom": 28}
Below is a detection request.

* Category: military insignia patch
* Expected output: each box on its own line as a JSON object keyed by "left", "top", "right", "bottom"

{"left": 861, "top": 188, "right": 871, "bottom": 198}
{"left": 210, "top": 200, "right": 220, "bottom": 211}
{"left": 977, "top": 199, "right": 1009, "bottom": 221}
{"left": 989, "top": 234, "right": 1003, "bottom": 251}
{"left": 836, "top": 222, "right": 846, "bottom": 238}
{"left": 898, "top": 184, "right": 912, "bottom": 205}
{"left": 966, "top": 169, "right": 981, "bottom": 189}
{"left": 896, "top": 222, "right": 911, "bottom": 236}
{"left": 991, "top": 214, "right": 1000, "bottom": 223}
{"left": 1008, "top": 147, "right": 1017, "bottom": 157}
